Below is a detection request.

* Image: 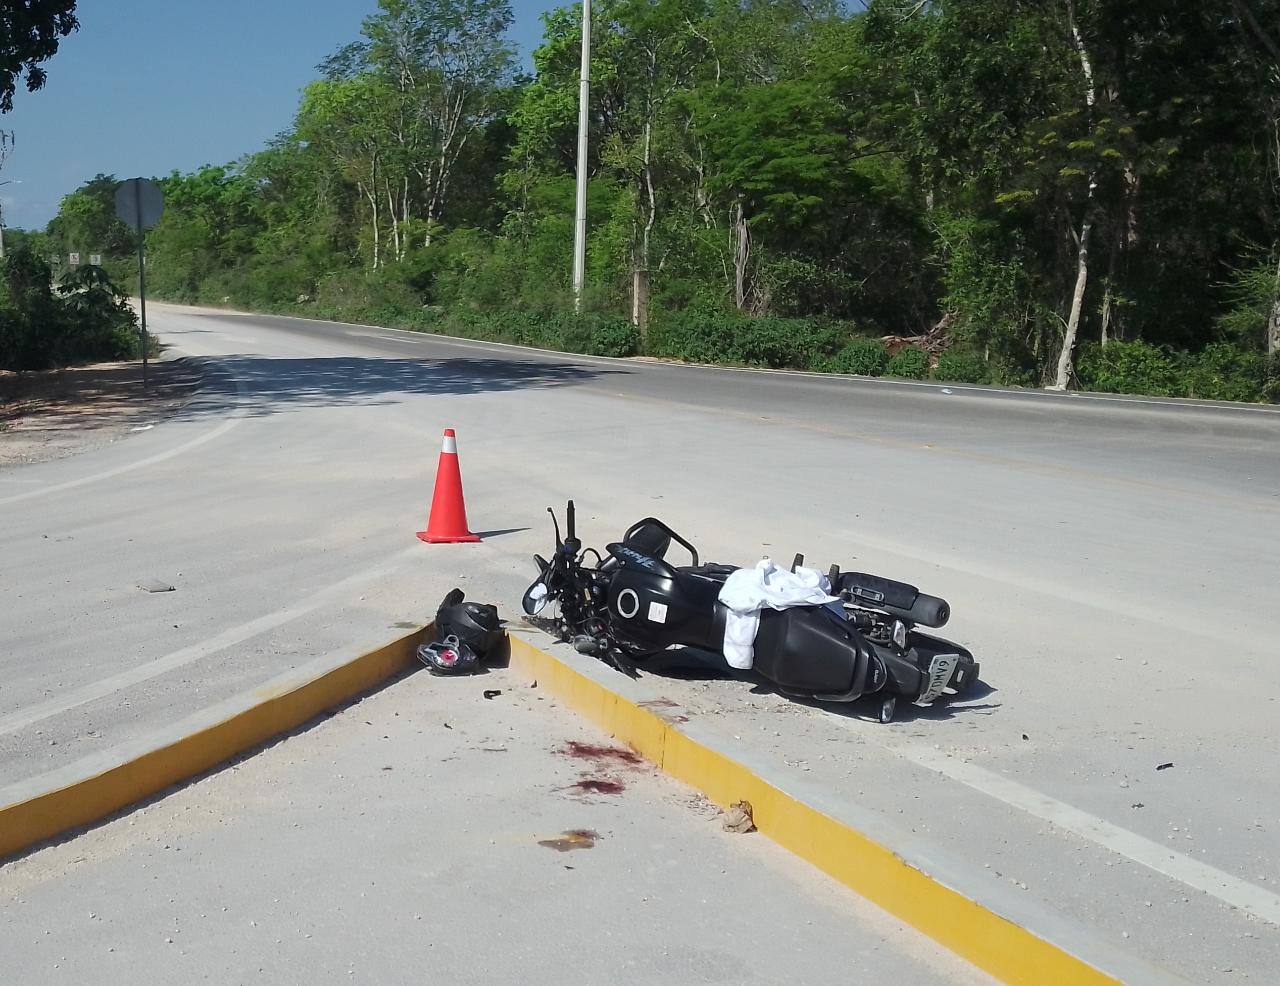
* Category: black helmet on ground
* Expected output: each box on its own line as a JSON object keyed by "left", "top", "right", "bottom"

{"left": 427, "top": 588, "right": 505, "bottom": 665}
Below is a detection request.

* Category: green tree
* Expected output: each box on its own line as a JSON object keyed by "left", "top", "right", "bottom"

{"left": 297, "top": 73, "right": 400, "bottom": 268}
{"left": 45, "top": 174, "right": 136, "bottom": 268}
{"left": 31, "top": 0, "right": 1279, "bottom": 400}
{"left": 144, "top": 165, "right": 263, "bottom": 302}
{"left": 359, "top": 0, "right": 518, "bottom": 239}
{"left": 0, "top": 0, "right": 78, "bottom": 112}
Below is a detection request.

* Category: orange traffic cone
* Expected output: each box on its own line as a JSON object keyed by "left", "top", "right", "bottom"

{"left": 417, "top": 428, "right": 481, "bottom": 543}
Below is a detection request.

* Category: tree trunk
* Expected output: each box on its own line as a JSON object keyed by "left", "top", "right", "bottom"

{"left": 1100, "top": 279, "right": 1113, "bottom": 346}
{"left": 732, "top": 200, "right": 750, "bottom": 311}
{"left": 1050, "top": 0, "right": 1098, "bottom": 386}
{"left": 361, "top": 182, "right": 381, "bottom": 270}
{"left": 632, "top": 268, "right": 649, "bottom": 332}
{"left": 911, "top": 89, "right": 936, "bottom": 212}
{"left": 1268, "top": 253, "right": 1280, "bottom": 355}
{"left": 387, "top": 182, "right": 401, "bottom": 263}
{"left": 632, "top": 120, "right": 656, "bottom": 338}
{"left": 0, "top": 132, "right": 10, "bottom": 257}
{"left": 1052, "top": 208, "right": 1094, "bottom": 390}
{"left": 1107, "top": 163, "right": 1141, "bottom": 344}
{"left": 404, "top": 176, "right": 411, "bottom": 253}
{"left": 694, "top": 157, "right": 716, "bottom": 229}
{"left": 1100, "top": 169, "right": 1136, "bottom": 347}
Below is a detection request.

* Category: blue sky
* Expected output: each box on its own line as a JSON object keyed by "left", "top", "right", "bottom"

{"left": 0, "top": 0, "right": 560, "bottom": 231}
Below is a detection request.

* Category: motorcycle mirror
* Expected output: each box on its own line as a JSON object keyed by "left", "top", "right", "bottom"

{"left": 547, "top": 506, "right": 562, "bottom": 548}
{"left": 522, "top": 578, "right": 551, "bottom": 616}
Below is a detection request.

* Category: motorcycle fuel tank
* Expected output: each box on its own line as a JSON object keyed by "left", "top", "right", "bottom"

{"left": 605, "top": 563, "right": 725, "bottom": 654}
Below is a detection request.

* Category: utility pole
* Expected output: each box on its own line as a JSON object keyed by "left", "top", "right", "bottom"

{"left": 0, "top": 131, "right": 14, "bottom": 260}
{"left": 0, "top": 181, "right": 18, "bottom": 259}
{"left": 572, "top": 0, "right": 591, "bottom": 312}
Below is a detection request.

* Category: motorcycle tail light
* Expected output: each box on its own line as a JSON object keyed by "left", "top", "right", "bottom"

{"left": 434, "top": 647, "right": 460, "bottom": 668}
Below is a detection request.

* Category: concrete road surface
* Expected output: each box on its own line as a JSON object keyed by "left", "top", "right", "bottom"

{"left": 0, "top": 664, "right": 993, "bottom": 985}
{"left": 2, "top": 302, "right": 1278, "bottom": 978}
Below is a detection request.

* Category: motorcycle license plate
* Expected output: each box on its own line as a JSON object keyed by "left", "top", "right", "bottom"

{"left": 915, "top": 653, "right": 959, "bottom": 705}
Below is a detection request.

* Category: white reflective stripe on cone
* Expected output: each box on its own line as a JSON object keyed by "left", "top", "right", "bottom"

{"left": 442, "top": 435, "right": 458, "bottom": 454}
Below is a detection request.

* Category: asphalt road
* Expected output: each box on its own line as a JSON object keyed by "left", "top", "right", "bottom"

{"left": 2, "top": 302, "right": 1278, "bottom": 978}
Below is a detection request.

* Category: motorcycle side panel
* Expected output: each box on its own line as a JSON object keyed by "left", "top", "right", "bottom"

{"left": 867, "top": 639, "right": 923, "bottom": 697}
{"left": 752, "top": 608, "right": 870, "bottom": 697}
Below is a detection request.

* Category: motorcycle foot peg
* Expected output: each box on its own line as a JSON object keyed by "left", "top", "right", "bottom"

{"left": 878, "top": 696, "right": 897, "bottom": 724}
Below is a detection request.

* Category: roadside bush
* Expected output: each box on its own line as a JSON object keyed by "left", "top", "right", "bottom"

{"left": 648, "top": 312, "right": 850, "bottom": 369}
{"left": 56, "top": 266, "right": 143, "bottom": 364}
{"left": 423, "top": 309, "right": 639, "bottom": 359}
{"left": 649, "top": 313, "right": 738, "bottom": 364}
{"left": 822, "top": 337, "right": 890, "bottom": 376}
{"left": 1076, "top": 340, "right": 1183, "bottom": 396}
{"left": 582, "top": 317, "right": 640, "bottom": 358}
{"left": 886, "top": 346, "right": 929, "bottom": 379}
{"left": 1076, "top": 340, "right": 1278, "bottom": 403}
{"left": 1, "top": 249, "right": 140, "bottom": 371}
{"left": 0, "top": 249, "right": 59, "bottom": 370}
{"left": 1180, "top": 343, "right": 1268, "bottom": 402}
{"left": 933, "top": 349, "right": 990, "bottom": 384}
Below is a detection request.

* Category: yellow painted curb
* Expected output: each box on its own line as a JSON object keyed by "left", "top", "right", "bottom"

{"left": 507, "top": 634, "right": 1127, "bottom": 986}
{"left": 0, "top": 627, "right": 427, "bottom": 861}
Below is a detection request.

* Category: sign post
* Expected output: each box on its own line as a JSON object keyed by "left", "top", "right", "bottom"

{"left": 114, "top": 178, "right": 164, "bottom": 389}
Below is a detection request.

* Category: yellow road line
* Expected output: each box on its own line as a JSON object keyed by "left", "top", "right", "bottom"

{"left": 1, "top": 622, "right": 1178, "bottom": 985}
{"left": 507, "top": 633, "right": 1170, "bottom": 986}
{"left": 0, "top": 628, "right": 425, "bottom": 861}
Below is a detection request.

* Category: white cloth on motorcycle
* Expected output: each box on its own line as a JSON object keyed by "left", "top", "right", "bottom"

{"left": 717, "top": 559, "right": 840, "bottom": 669}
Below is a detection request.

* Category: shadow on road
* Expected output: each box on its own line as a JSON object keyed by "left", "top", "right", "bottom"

{"left": 180, "top": 354, "right": 624, "bottom": 418}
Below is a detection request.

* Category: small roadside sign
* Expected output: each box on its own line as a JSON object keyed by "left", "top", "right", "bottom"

{"left": 69, "top": 252, "right": 80, "bottom": 265}
{"left": 89, "top": 254, "right": 102, "bottom": 265}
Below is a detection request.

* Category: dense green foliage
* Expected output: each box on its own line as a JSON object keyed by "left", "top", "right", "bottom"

{"left": 0, "top": 247, "right": 141, "bottom": 370}
{"left": 0, "top": 0, "right": 78, "bottom": 112}
{"left": 886, "top": 346, "right": 929, "bottom": 380}
{"left": 823, "top": 338, "right": 891, "bottom": 377}
{"left": 21, "top": 0, "right": 1280, "bottom": 400}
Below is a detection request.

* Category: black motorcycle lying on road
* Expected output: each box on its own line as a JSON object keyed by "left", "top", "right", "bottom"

{"left": 521, "top": 502, "right": 980, "bottom": 723}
